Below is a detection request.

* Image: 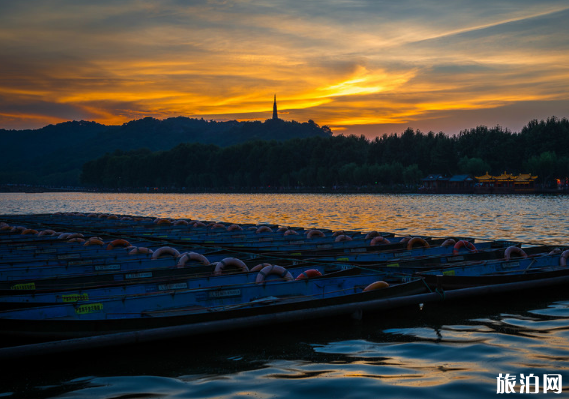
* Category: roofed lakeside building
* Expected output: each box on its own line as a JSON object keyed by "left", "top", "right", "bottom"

{"left": 420, "top": 174, "right": 475, "bottom": 194}
{"left": 474, "top": 172, "right": 538, "bottom": 193}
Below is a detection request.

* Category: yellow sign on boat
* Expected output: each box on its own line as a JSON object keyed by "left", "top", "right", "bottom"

{"left": 75, "top": 303, "right": 103, "bottom": 314}
{"left": 11, "top": 282, "right": 36, "bottom": 290}
{"left": 62, "top": 293, "right": 89, "bottom": 302}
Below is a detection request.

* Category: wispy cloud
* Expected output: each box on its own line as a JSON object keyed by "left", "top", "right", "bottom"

{"left": 0, "top": 0, "right": 567, "bottom": 134}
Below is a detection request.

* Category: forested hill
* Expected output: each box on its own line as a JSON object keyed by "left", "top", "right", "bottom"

{"left": 0, "top": 117, "right": 332, "bottom": 186}
{"left": 81, "top": 116, "right": 569, "bottom": 190}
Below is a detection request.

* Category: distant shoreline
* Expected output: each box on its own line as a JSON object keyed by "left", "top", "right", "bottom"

{"left": 1, "top": 185, "right": 566, "bottom": 195}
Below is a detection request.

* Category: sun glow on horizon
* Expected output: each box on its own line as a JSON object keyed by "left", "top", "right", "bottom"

{"left": 0, "top": 1, "right": 568, "bottom": 135}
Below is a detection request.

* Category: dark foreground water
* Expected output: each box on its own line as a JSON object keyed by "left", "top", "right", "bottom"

{"left": 1, "top": 193, "right": 568, "bottom": 398}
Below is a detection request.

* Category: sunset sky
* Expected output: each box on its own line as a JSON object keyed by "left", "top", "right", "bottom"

{"left": 1, "top": 0, "right": 568, "bottom": 137}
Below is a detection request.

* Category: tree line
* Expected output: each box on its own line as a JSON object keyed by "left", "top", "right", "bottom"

{"left": 0, "top": 117, "right": 331, "bottom": 186}
{"left": 81, "top": 116, "right": 569, "bottom": 189}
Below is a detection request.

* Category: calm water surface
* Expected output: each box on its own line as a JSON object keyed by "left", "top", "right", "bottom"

{"left": 1, "top": 192, "right": 569, "bottom": 398}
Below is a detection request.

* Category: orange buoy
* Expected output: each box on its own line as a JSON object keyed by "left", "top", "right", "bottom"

{"left": 173, "top": 220, "right": 189, "bottom": 226}
{"left": 84, "top": 238, "right": 105, "bottom": 246}
{"left": 335, "top": 234, "right": 353, "bottom": 242}
{"left": 128, "top": 247, "right": 154, "bottom": 255}
{"left": 363, "top": 281, "right": 390, "bottom": 292}
{"left": 193, "top": 221, "right": 206, "bottom": 228}
{"left": 213, "top": 258, "right": 249, "bottom": 275}
{"left": 370, "top": 236, "right": 390, "bottom": 246}
{"left": 256, "top": 226, "right": 272, "bottom": 234}
{"left": 406, "top": 237, "right": 430, "bottom": 250}
{"left": 227, "top": 224, "right": 243, "bottom": 231}
{"left": 151, "top": 246, "right": 181, "bottom": 259}
{"left": 365, "top": 231, "right": 380, "bottom": 239}
{"left": 211, "top": 223, "right": 226, "bottom": 229}
{"left": 106, "top": 239, "right": 131, "bottom": 250}
{"left": 295, "top": 269, "right": 323, "bottom": 280}
{"left": 38, "top": 229, "right": 56, "bottom": 236}
{"left": 453, "top": 240, "right": 477, "bottom": 255}
{"left": 306, "top": 229, "right": 325, "bottom": 239}
{"left": 284, "top": 229, "right": 298, "bottom": 236}
{"left": 67, "top": 238, "right": 85, "bottom": 243}
{"left": 560, "top": 250, "right": 569, "bottom": 266}
{"left": 255, "top": 264, "right": 293, "bottom": 283}
{"left": 504, "top": 246, "right": 528, "bottom": 260}
{"left": 250, "top": 263, "right": 272, "bottom": 272}
{"left": 177, "top": 252, "right": 210, "bottom": 267}
{"left": 440, "top": 239, "right": 456, "bottom": 247}
{"left": 21, "top": 229, "right": 38, "bottom": 235}
{"left": 332, "top": 231, "right": 344, "bottom": 237}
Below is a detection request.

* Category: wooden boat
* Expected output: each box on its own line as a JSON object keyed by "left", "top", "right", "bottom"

{"left": 416, "top": 250, "right": 568, "bottom": 289}
{"left": 0, "top": 254, "right": 351, "bottom": 294}
{"left": 318, "top": 244, "right": 559, "bottom": 275}
{"left": 0, "top": 274, "right": 428, "bottom": 339}
{"left": 0, "top": 262, "right": 362, "bottom": 308}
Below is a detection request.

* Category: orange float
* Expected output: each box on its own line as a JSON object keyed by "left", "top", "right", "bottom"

{"left": 504, "top": 246, "right": 528, "bottom": 260}
{"left": 453, "top": 240, "right": 477, "bottom": 255}
{"left": 84, "top": 238, "right": 105, "bottom": 246}
{"left": 560, "top": 250, "right": 569, "bottom": 266}
{"left": 295, "top": 269, "right": 323, "bottom": 280}
{"left": 365, "top": 231, "right": 380, "bottom": 239}
{"left": 370, "top": 236, "right": 391, "bottom": 246}
{"left": 177, "top": 252, "right": 210, "bottom": 267}
{"left": 306, "top": 229, "right": 325, "bottom": 239}
{"left": 363, "top": 281, "right": 390, "bottom": 292}
{"left": 106, "top": 239, "right": 131, "bottom": 250}
{"left": 255, "top": 265, "right": 293, "bottom": 283}
{"left": 213, "top": 258, "right": 249, "bottom": 275}
{"left": 151, "top": 246, "right": 181, "bottom": 259}
{"left": 250, "top": 263, "right": 273, "bottom": 272}
{"left": 128, "top": 247, "right": 154, "bottom": 255}
{"left": 440, "top": 239, "right": 456, "bottom": 247}
{"left": 406, "top": 237, "right": 430, "bottom": 250}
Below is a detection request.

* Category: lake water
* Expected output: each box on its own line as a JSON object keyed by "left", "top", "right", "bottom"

{"left": 1, "top": 192, "right": 569, "bottom": 398}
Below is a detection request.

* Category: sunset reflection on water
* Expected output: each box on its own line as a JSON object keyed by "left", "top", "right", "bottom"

{"left": 2, "top": 192, "right": 569, "bottom": 398}
{"left": 1, "top": 192, "right": 567, "bottom": 244}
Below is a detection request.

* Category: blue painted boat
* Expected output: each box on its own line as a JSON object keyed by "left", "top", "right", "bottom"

{"left": 0, "top": 262, "right": 364, "bottom": 308}
{"left": 416, "top": 250, "right": 569, "bottom": 289}
{"left": 0, "top": 274, "right": 428, "bottom": 339}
